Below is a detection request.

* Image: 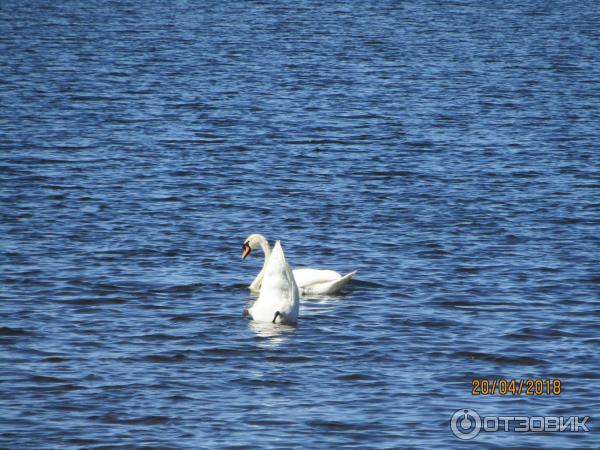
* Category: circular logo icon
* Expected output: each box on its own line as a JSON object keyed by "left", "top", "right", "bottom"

{"left": 451, "top": 408, "right": 482, "bottom": 440}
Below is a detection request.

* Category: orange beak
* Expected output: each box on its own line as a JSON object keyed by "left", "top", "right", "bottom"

{"left": 241, "top": 244, "right": 251, "bottom": 259}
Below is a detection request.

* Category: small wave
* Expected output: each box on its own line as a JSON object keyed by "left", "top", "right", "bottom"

{"left": 203, "top": 347, "right": 248, "bottom": 357}
{"left": 30, "top": 375, "right": 66, "bottom": 383}
{"left": 335, "top": 373, "right": 375, "bottom": 381}
{"left": 504, "top": 326, "right": 579, "bottom": 340}
{"left": 432, "top": 299, "right": 475, "bottom": 308}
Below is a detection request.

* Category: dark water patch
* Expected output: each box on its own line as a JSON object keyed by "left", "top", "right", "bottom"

{"left": 152, "top": 196, "right": 183, "bottom": 202}
{"left": 169, "top": 170, "right": 195, "bottom": 177}
{"left": 0, "top": 327, "right": 31, "bottom": 336}
{"left": 335, "top": 373, "right": 377, "bottom": 382}
{"left": 65, "top": 298, "right": 126, "bottom": 306}
{"left": 453, "top": 351, "right": 548, "bottom": 366}
{"left": 232, "top": 377, "right": 297, "bottom": 388}
{"left": 171, "top": 101, "right": 215, "bottom": 110}
{"left": 583, "top": 275, "right": 600, "bottom": 284}
{"left": 90, "top": 414, "right": 171, "bottom": 425}
{"left": 246, "top": 419, "right": 295, "bottom": 426}
{"left": 66, "top": 438, "right": 101, "bottom": 446}
{"left": 415, "top": 318, "right": 459, "bottom": 329}
{"left": 405, "top": 140, "right": 434, "bottom": 149}
{"left": 306, "top": 419, "right": 359, "bottom": 431}
{"left": 133, "top": 333, "right": 185, "bottom": 342}
{"left": 143, "top": 353, "right": 187, "bottom": 363}
{"left": 159, "top": 139, "right": 227, "bottom": 145}
{"left": 431, "top": 298, "right": 476, "bottom": 308}
{"left": 72, "top": 307, "right": 101, "bottom": 315}
{"left": 417, "top": 249, "right": 450, "bottom": 258}
{"left": 455, "top": 266, "right": 481, "bottom": 274}
{"left": 203, "top": 347, "right": 251, "bottom": 357}
{"left": 504, "top": 326, "right": 580, "bottom": 340}
{"left": 284, "top": 139, "right": 349, "bottom": 145}
{"left": 536, "top": 266, "right": 562, "bottom": 273}
{"left": 150, "top": 283, "right": 204, "bottom": 293}
{"left": 168, "top": 394, "right": 193, "bottom": 402}
{"left": 355, "top": 170, "right": 414, "bottom": 178}
{"left": 348, "top": 279, "right": 383, "bottom": 288}
{"left": 29, "top": 375, "right": 67, "bottom": 384}
{"left": 573, "top": 183, "right": 600, "bottom": 189}
{"left": 43, "top": 356, "right": 67, "bottom": 363}
{"left": 511, "top": 170, "right": 542, "bottom": 178}
{"left": 28, "top": 383, "right": 83, "bottom": 392}
{"left": 169, "top": 315, "right": 194, "bottom": 322}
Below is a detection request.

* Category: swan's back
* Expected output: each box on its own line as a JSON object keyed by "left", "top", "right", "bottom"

{"left": 249, "top": 241, "right": 299, "bottom": 323}
{"left": 293, "top": 268, "right": 341, "bottom": 287}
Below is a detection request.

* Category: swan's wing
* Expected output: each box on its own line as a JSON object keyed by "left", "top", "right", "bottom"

{"left": 292, "top": 268, "right": 341, "bottom": 288}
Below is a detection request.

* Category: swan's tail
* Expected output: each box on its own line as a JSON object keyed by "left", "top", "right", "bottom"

{"left": 266, "top": 240, "right": 286, "bottom": 273}
{"left": 261, "top": 240, "right": 299, "bottom": 302}
{"left": 333, "top": 270, "right": 357, "bottom": 291}
{"left": 302, "top": 270, "right": 357, "bottom": 295}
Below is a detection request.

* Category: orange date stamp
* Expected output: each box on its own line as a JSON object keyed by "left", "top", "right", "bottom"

{"left": 472, "top": 379, "right": 561, "bottom": 396}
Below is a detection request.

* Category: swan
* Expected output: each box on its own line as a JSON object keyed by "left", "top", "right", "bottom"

{"left": 241, "top": 234, "right": 357, "bottom": 295}
{"left": 245, "top": 240, "right": 299, "bottom": 324}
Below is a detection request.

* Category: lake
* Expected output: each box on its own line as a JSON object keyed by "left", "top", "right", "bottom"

{"left": 1, "top": 1, "right": 599, "bottom": 448}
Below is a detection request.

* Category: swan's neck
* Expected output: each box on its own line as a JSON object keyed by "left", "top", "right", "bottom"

{"left": 249, "top": 237, "right": 271, "bottom": 292}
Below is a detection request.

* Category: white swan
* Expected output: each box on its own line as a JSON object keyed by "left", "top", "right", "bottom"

{"left": 241, "top": 234, "right": 357, "bottom": 295}
{"left": 246, "top": 240, "right": 299, "bottom": 324}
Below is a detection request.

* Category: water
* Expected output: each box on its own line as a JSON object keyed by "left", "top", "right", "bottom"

{"left": 1, "top": 1, "right": 599, "bottom": 448}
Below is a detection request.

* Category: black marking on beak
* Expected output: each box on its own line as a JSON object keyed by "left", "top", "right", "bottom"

{"left": 241, "top": 243, "right": 251, "bottom": 259}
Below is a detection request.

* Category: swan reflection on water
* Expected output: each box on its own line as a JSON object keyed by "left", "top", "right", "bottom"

{"left": 247, "top": 320, "right": 296, "bottom": 347}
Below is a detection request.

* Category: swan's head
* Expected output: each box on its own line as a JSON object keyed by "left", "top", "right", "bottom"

{"left": 241, "top": 233, "right": 267, "bottom": 259}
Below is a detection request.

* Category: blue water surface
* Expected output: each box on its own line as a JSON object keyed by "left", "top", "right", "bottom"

{"left": 1, "top": 1, "right": 599, "bottom": 448}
